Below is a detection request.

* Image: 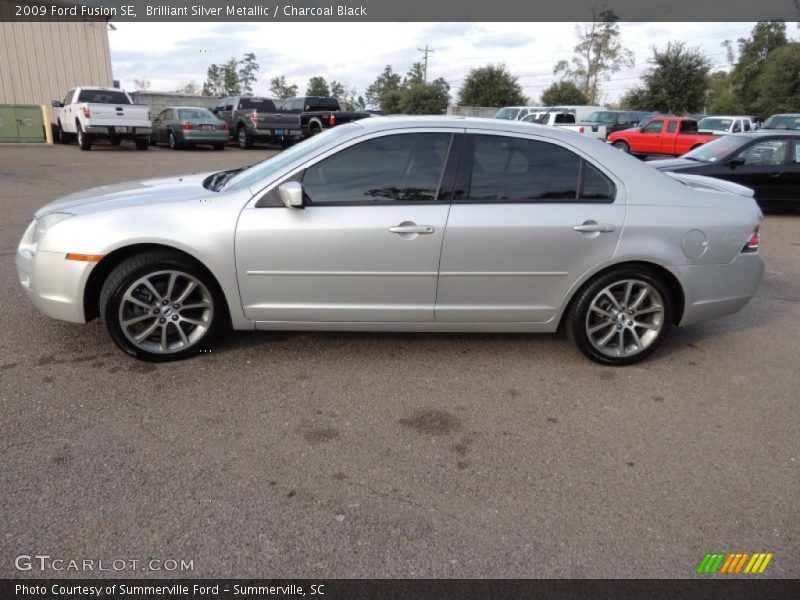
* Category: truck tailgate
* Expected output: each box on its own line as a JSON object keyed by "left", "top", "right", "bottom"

{"left": 84, "top": 103, "right": 150, "bottom": 128}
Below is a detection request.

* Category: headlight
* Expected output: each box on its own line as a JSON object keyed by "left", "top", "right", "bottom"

{"left": 32, "top": 213, "right": 73, "bottom": 244}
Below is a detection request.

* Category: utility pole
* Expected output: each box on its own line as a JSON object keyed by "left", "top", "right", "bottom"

{"left": 417, "top": 45, "right": 434, "bottom": 83}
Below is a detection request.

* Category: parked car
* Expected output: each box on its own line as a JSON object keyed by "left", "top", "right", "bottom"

{"left": 696, "top": 116, "right": 756, "bottom": 134}
{"left": 267, "top": 96, "right": 371, "bottom": 139}
{"left": 582, "top": 110, "right": 657, "bottom": 136}
{"left": 648, "top": 132, "right": 800, "bottom": 209}
{"left": 521, "top": 110, "right": 607, "bottom": 140}
{"left": 212, "top": 96, "right": 284, "bottom": 148}
{"left": 151, "top": 106, "right": 229, "bottom": 150}
{"left": 760, "top": 114, "right": 800, "bottom": 131}
{"left": 545, "top": 105, "right": 608, "bottom": 122}
{"left": 494, "top": 106, "right": 545, "bottom": 121}
{"left": 16, "top": 117, "right": 763, "bottom": 365}
{"left": 52, "top": 87, "right": 152, "bottom": 151}
{"left": 607, "top": 117, "right": 718, "bottom": 157}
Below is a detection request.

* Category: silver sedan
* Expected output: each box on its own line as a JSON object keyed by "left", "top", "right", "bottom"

{"left": 16, "top": 117, "right": 764, "bottom": 365}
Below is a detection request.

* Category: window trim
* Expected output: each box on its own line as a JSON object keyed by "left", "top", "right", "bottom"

{"left": 452, "top": 132, "right": 618, "bottom": 205}
{"left": 252, "top": 128, "right": 465, "bottom": 208}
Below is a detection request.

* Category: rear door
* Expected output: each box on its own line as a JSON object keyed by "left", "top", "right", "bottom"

{"left": 435, "top": 131, "right": 625, "bottom": 324}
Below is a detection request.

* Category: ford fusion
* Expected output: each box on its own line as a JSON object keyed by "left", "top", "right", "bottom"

{"left": 16, "top": 117, "right": 764, "bottom": 365}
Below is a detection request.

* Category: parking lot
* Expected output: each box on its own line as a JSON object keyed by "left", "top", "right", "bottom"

{"left": 1, "top": 142, "right": 798, "bottom": 578}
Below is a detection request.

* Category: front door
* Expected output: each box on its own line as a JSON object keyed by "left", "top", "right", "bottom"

{"left": 235, "top": 130, "right": 457, "bottom": 323}
{"left": 436, "top": 132, "right": 625, "bottom": 324}
{"left": 718, "top": 137, "right": 790, "bottom": 205}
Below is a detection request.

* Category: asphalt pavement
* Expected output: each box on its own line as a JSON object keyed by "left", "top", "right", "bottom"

{"left": 1, "top": 141, "right": 798, "bottom": 578}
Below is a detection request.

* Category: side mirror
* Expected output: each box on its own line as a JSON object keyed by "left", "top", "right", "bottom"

{"left": 727, "top": 157, "right": 746, "bottom": 168}
{"left": 211, "top": 107, "right": 219, "bottom": 114}
{"left": 278, "top": 181, "right": 305, "bottom": 208}
{"left": 51, "top": 100, "right": 63, "bottom": 108}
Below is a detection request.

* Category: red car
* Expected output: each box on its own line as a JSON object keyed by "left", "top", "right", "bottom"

{"left": 607, "top": 117, "right": 718, "bottom": 157}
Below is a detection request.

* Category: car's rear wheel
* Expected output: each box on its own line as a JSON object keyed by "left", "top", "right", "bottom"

{"left": 109, "top": 136, "right": 121, "bottom": 146}
{"left": 566, "top": 267, "right": 673, "bottom": 366}
{"left": 77, "top": 124, "right": 92, "bottom": 151}
{"left": 168, "top": 130, "right": 181, "bottom": 150}
{"left": 238, "top": 126, "right": 254, "bottom": 149}
{"left": 308, "top": 122, "right": 322, "bottom": 136}
{"left": 100, "top": 252, "right": 224, "bottom": 361}
{"left": 612, "top": 140, "right": 629, "bottom": 153}
{"left": 134, "top": 137, "right": 149, "bottom": 151}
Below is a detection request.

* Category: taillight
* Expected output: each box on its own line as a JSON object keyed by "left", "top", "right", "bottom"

{"left": 328, "top": 113, "right": 336, "bottom": 127}
{"left": 82, "top": 106, "right": 91, "bottom": 118}
{"left": 181, "top": 121, "right": 193, "bottom": 130}
{"left": 251, "top": 110, "right": 259, "bottom": 124}
{"left": 218, "top": 123, "right": 228, "bottom": 131}
{"left": 742, "top": 224, "right": 761, "bottom": 253}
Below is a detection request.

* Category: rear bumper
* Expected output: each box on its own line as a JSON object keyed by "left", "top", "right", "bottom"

{"left": 16, "top": 246, "right": 91, "bottom": 323}
{"left": 177, "top": 130, "right": 229, "bottom": 143}
{"left": 85, "top": 125, "right": 153, "bottom": 136}
{"left": 672, "top": 253, "right": 764, "bottom": 326}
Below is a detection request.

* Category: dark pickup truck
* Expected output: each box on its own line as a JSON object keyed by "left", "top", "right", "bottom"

{"left": 214, "top": 95, "right": 370, "bottom": 149}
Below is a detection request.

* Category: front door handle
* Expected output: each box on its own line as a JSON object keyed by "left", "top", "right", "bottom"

{"left": 573, "top": 222, "right": 616, "bottom": 233}
{"left": 388, "top": 224, "right": 435, "bottom": 234}
{"left": 770, "top": 172, "right": 782, "bottom": 178}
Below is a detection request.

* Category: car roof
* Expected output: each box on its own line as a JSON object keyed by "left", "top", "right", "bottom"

{"left": 728, "top": 131, "right": 800, "bottom": 137}
{"left": 167, "top": 106, "right": 214, "bottom": 111}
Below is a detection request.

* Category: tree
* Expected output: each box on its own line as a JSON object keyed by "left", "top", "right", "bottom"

{"left": 398, "top": 80, "right": 450, "bottom": 114}
{"left": 457, "top": 64, "right": 527, "bottom": 107}
{"left": 624, "top": 42, "right": 710, "bottom": 114}
{"left": 306, "top": 76, "right": 330, "bottom": 96}
{"left": 133, "top": 77, "right": 151, "bottom": 91}
{"left": 728, "top": 21, "right": 788, "bottom": 112}
{"left": 405, "top": 62, "right": 426, "bottom": 86}
{"left": 540, "top": 81, "right": 589, "bottom": 105}
{"left": 366, "top": 65, "right": 402, "bottom": 108}
{"left": 269, "top": 75, "right": 298, "bottom": 100}
{"left": 202, "top": 65, "right": 224, "bottom": 96}
{"left": 380, "top": 89, "right": 405, "bottom": 114}
{"left": 175, "top": 80, "right": 200, "bottom": 95}
{"left": 553, "top": 9, "right": 634, "bottom": 104}
{"left": 238, "top": 53, "right": 260, "bottom": 94}
{"left": 751, "top": 43, "right": 800, "bottom": 116}
{"left": 222, "top": 58, "right": 241, "bottom": 96}
{"left": 329, "top": 80, "right": 346, "bottom": 100}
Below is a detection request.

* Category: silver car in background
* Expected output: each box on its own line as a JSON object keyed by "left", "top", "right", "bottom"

{"left": 16, "top": 117, "right": 764, "bottom": 365}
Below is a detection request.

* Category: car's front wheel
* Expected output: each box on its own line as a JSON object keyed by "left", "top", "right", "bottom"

{"left": 100, "top": 252, "right": 224, "bottom": 361}
{"left": 566, "top": 267, "right": 673, "bottom": 366}
{"left": 612, "top": 140, "right": 629, "bottom": 153}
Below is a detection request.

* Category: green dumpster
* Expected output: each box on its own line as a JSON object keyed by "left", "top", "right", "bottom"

{"left": 0, "top": 105, "right": 46, "bottom": 142}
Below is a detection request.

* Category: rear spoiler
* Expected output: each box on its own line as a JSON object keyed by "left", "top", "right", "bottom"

{"left": 665, "top": 172, "right": 755, "bottom": 197}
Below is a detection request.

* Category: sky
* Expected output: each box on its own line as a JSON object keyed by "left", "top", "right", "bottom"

{"left": 108, "top": 22, "right": 769, "bottom": 106}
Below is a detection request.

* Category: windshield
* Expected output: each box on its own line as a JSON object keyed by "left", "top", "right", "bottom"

{"left": 224, "top": 124, "right": 359, "bottom": 191}
{"left": 586, "top": 111, "right": 617, "bottom": 124}
{"left": 494, "top": 108, "right": 521, "bottom": 120}
{"left": 697, "top": 117, "right": 733, "bottom": 131}
{"left": 682, "top": 135, "right": 750, "bottom": 162}
{"left": 762, "top": 115, "right": 800, "bottom": 130}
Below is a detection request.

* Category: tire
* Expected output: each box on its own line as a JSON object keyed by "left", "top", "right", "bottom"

{"left": 237, "top": 126, "right": 254, "bottom": 149}
{"left": 565, "top": 266, "right": 673, "bottom": 366}
{"left": 168, "top": 130, "right": 181, "bottom": 150}
{"left": 308, "top": 122, "right": 322, "bottom": 136}
{"left": 213, "top": 143, "right": 226, "bottom": 151}
{"left": 99, "top": 251, "right": 225, "bottom": 362}
{"left": 109, "top": 136, "right": 121, "bottom": 146}
{"left": 135, "top": 137, "right": 149, "bottom": 151}
{"left": 612, "top": 140, "right": 629, "bottom": 153}
{"left": 77, "top": 124, "right": 92, "bottom": 151}
{"left": 56, "top": 121, "right": 71, "bottom": 144}
{"left": 280, "top": 138, "right": 293, "bottom": 149}
{"left": 150, "top": 136, "right": 158, "bottom": 146}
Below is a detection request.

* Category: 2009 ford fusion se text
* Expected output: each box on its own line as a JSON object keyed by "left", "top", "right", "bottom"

{"left": 16, "top": 117, "right": 764, "bottom": 365}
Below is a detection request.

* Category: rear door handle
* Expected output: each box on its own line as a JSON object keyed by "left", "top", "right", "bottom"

{"left": 389, "top": 224, "right": 435, "bottom": 234}
{"left": 573, "top": 223, "right": 616, "bottom": 233}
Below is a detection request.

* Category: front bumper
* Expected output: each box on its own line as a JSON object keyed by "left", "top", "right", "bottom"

{"left": 672, "top": 253, "right": 765, "bottom": 326}
{"left": 16, "top": 246, "right": 92, "bottom": 323}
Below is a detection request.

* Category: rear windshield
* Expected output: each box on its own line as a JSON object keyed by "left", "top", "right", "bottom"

{"left": 178, "top": 108, "right": 216, "bottom": 121}
{"left": 76, "top": 90, "right": 131, "bottom": 104}
{"left": 586, "top": 111, "right": 618, "bottom": 123}
{"left": 305, "top": 98, "right": 340, "bottom": 111}
{"left": 238, "top": 97, "right": 276, "bottom": 111}
{"left": 762, "top": 115, "right": 800, "bottom": 130}
{"left": 697, "top": 117, "right": 733, "bottom": 131}
{"left": 494, "top": 107, "right": 521, "bottom": 120}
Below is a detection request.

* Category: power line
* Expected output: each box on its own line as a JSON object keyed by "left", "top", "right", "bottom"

{"left": 418, "top": 45, "right": 434, "bottom": 83}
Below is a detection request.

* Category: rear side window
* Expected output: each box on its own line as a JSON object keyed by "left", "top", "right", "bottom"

{"left": 237, "top": 97, "right": 276, "bottom": 111}
{"left": 463, "top": 135, "right": 615, "bottom": 203}
{"left": 302, "top": 133, "right": 451, "bottom": 204}
{"left": 77, "top": 90, "right": 131, "bottom": 104}
{"left": 667, "top": 121, "right": 678, "bottom": 133}
{"left": 306, "top": 98, "right": 340, "bottom": 111}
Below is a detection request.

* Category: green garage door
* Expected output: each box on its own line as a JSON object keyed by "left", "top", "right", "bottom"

{"left": 0, "top": 105, "right": 46, "bottom": 142}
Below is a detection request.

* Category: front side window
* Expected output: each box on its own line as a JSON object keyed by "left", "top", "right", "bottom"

{"left": 642, "top": 120, "right": 663, "bottom": 133}
{"left": 302, "top": 133, "right": 451, "bottom": 204}
{"left": 734, "top": 139, "right": 789, "bottom": 166}
{"left": 464, "top": 135, "right": 615, "bottom": 203}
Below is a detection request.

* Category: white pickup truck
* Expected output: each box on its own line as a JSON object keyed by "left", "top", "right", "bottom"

{"left": 521, "top": 110, "right": 607, "bottom": 140}
{"left": 52, "top": 87, "right": 152, "bottom": 151}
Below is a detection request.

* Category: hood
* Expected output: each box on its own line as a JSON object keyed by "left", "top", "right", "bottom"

{"left": 648, "top": 158, "right": 699, "bottom": 171}
{"left": 665, "top": 172, "right": 754, "bottom": 197}
{"left": 35, "top": 172, "right": 216, "bottom": 217}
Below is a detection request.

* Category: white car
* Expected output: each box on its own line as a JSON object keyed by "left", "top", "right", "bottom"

{"left": 696, "top": 116, "right": 756, "bottom": 135}
{"left": 521, "top": 111, "right": 607, "bottom": 140}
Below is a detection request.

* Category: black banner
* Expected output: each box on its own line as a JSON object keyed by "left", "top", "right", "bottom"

{"left": 3, "top": 579, "right": 800, "bottom": 600}
{"left": 2, "top": 0, "right": 799, "bottom": 21}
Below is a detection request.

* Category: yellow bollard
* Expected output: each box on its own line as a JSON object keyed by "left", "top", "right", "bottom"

{"left": 42, "top": 104, "right": 54, "bottom": 145}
